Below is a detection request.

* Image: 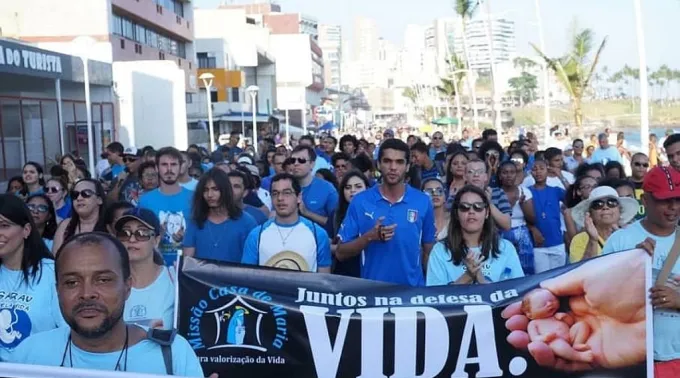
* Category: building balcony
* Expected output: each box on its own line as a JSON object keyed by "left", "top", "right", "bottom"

{"left": 112, "top": 0, "right": 193, "bottom": 41}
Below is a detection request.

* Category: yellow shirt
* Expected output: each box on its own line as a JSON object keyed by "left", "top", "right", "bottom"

{"left": 569, "top": 232, "right": 605, "bottom": 263}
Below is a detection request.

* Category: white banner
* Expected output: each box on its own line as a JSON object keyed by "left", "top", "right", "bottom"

{"left": 0, "top": 363, "right": 195, "bottom": 378}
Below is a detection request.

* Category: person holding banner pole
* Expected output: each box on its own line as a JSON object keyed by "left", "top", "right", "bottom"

{"left": 336, "top": 138, "right": 436, "bottom": 287}
{"left": 426, "top": 185, "right": 524, "bottom": 286}
{"left": 9, "top": 232, "right": 213, "bottom": 377}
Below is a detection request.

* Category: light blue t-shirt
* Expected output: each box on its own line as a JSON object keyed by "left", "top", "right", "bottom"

{"left": 9, "top": 326, "right": 204, "bottom": 376}
{"left": 601, "top": 220, "right": 680, "bottom": 361}
{"left": 426, "top": 239, "right": 524, "bottom": 286}
{"left": 313, "top": 157, "right": 331, "bottom": 175}
{"left": 242, "top": 217, "right": 331, "bottom": 272}
{"left": 180, "top": 178, "right": 198, "bottom": 191}
{"left": 184, "top": 212, "right": 257, "bottom": 263}
{"left": 138, "top": 188, "right": 194, "bottom": 260}
{"left": 0, "top": 259, "right": 65, "bottom": 361}
{"left": 42, "top": 238, "right": 54, "bottom": 251}
{"left": 338, "top": 185, "right": 436, "bottom": 287}
{"left": 589, "top": 146, "right": 623, "bottom": 165}
{"left": 125, "top": 266, "right": 175, "bottom": 330}
{"left": 301, "top": 177, "right": 339, "bottom": 223}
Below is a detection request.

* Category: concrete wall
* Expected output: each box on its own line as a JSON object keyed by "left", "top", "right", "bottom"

{"left": 113, "top": 61, "right": 187, "bottom": 149}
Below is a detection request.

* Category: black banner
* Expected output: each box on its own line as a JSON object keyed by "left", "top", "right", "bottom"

{"left": 178, "top": 249, "right": 651, "bottom": 378}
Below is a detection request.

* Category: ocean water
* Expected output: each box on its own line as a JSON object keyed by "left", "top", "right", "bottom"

{"left": 623, "top": 126, "right": 677, "bottom": 152}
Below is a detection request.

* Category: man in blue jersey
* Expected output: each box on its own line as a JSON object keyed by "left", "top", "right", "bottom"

{"left": 138, "top": 147, "right": 193, "bottom": 266}
{"left": 411, "top": 141, "right": 443, "bottom": 182}
{"left": 261, "top": 152, "right": 286, "bottom": 192}
{"left": 336, "top": 138, "right": 436, "bottom": 287}
{"left": 10, "top": 232, "right": 210, "bottom": 377}
{"left": 298, "top": 135, "right": 330, "bottom": 174}
{"left": 227, "top": 170, "right": 268, "bottom": 225}
{"left": 242, "top": 173, "right": 331, "bottom": 273}
{"left": 289, "top": 145, "right": 339, "bottom": 226}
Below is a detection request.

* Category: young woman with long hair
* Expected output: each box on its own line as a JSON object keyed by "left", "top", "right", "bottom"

{"left": 60, "top": 154, "right": 80, "bottom": 188}
{"left": 5, "top": 176, "right": 25, "bottom": 194}
{"left": 445, "top": 151, "right": 468, "bottom": 208}
{"left": 44, "top": 177, "right": 71, "bottom": 223}
{"left": 19, "top": 162, "right": 45, "bottom": 198}
{"left": 0, "top": 194, "right": 64, "bottom": 360}
{"left": 422, "top": 178, "right": 449, "bottom": 240}
{"left": 426, "top": 185, "right": 524, "bottom": 286}
{"left": 115, "top": 208, "right": 175, "bottom": 329}
{"left": 330, "top": 170, "right": 369, "bottom": 277}
{"left": 26, "top": 194, "right": 58, "bottom": 251}
{"left": 51, "top": 178, "right": 107, "bottom": 252}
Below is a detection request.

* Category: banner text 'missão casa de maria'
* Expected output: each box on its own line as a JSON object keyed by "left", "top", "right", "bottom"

{"left": 178, "top": 249, "right": 653, "bottom": 378}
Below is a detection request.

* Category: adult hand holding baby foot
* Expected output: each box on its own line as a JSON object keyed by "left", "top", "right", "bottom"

{"left": 501, "top": 250, "right": 648, "bottom": 372}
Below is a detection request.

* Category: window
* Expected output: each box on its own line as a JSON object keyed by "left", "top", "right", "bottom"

{"left": 112, "top": 13, "right": 187, "bottom": 59}
{"left": 173, "top": 0, "right": 184, "bottom": 17}
{"left": 230, "top": 88, "right": 240, "bottom": 102}
{"left": 210, "top": 90, "right": 218, "bottom": 103}
{"left": 122, "top": 19, "right": 134, "bottom": 39}
{"left": 186, "top": 93, "right": 194, "bottom": 104}
{"left": 197, "top": 53, "right": 216, "bottom": 69}
{"left": 112, "top": 14, "right": 122, "bottom": 35}
{"left": 134, "top": 25, "right": 146, "bottom": 44}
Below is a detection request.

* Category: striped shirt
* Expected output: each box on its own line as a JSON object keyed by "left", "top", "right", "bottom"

{"left": 491, "top": 187, "right": 512, "bottom": 215}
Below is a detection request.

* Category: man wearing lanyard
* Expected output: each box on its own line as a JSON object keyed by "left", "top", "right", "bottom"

{"left": 336, "top": 138, "right": 436, "bottom": 287}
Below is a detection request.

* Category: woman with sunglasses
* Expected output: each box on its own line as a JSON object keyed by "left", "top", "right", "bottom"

{"left": 18, "top": 162, "right": 45, "bottom": 199}
{"left": 498, "top": 161, "right": 537, "bottom": 275}
{"left": 426, "top": 185, "right": 524, "bottom": 286}
{"left": 569, "top": 186, "right": 638, "bottom": 263}
{"left": 45, "top": 177, "right": 71, "bottom": 223}
{"left": 52, "top": 179, "right": 107, "bottom": 253}
{"left": 509, "top": 150, "right": 530, "bottom": 186}
{"left": 26, "top": 194, "right": 58, "bottom": 251}
{"left": 422, "top": 178, "right": 450, "bottom": 240}
{"left": 330, "top": 171, "right": 369, "bottom": 277}
{"left": 115, "top": 208, "right": 175, "bottom": 329}
{"left": 0, "top": 194, "right": 65, "bottom": 361}
{"left": 445, "top": 151, "right": 468, "bottom": 208}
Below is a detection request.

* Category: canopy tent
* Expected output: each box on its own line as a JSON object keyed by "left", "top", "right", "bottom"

{"left": 431, "top": 117, "right": 459, "bottom": 126}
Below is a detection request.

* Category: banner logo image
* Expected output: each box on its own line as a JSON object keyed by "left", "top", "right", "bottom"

{"left": 207, "top": 297, "right": 267, "bottom": 351}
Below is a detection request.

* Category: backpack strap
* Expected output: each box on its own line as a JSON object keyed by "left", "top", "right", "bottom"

{"left": 147, "top": 328, "right": 176, "bottom": 375}
{"left": 656, "top": 227, "right": 680, "bottom": 285}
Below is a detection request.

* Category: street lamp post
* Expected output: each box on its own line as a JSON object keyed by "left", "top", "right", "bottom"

{"left": 247, "top": 85, "right": 260, "bottom": 154}
{"left": 72, "top": 36, "right": 96, "bottom": 175}
{"left": 534, "top": 0, "right": 552, "bottom": 143}
{"left": 633, "top": 0, "right": 650, "bottom": 153}
{"left": 199, "top": 73, "right": 216, "bottom": 152}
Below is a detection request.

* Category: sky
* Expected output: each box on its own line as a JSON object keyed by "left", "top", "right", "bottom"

{"left": 194, "top": 0, "right": 680, "bottom": 72}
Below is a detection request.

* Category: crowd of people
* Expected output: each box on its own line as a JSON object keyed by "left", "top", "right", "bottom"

{"left": 1, "top": 126, "right": 680, "bottom": 376}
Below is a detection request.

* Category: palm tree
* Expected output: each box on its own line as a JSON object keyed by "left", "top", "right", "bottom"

{"left": 444, "top": 53, "right": 467, "bottom": 124}
{"left": 454, "top": 0, "right": 479, "bottom": 129}
{"left": 531, "top": 26, "right": 607, "bottom": 136}
{"left": 513, "top": 57, "right": 537, "bottom": 73}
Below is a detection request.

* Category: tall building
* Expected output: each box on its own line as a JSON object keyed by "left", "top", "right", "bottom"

{"left": 454, "top": 15, "right": 515, "bottom": 71}
{"left": 0, "top": 0, "right": 197, "bottom": 93}
{"left": 353, "top": 16, "right": 379, "bottom": 62}
{"left": 433, "top": 17, "right": 458, "bottom": 77}
{"left": 319, "top": 24, "right": 342, "bottom": 88}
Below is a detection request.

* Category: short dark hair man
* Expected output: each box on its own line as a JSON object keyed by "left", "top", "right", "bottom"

{"left": 331, "top": 152, "right": 352, "bottom": 183}
{"left": 411, "top": 141, "right": 442, "bottom": 181}
{"left": 337, "top": 138, "right": 436, "bottom": 287}
{"left": 289, "top": 145, "right": 338, "bottom": 226}
{"left": 10, "top": 232, "right": 207, "bottom": 376}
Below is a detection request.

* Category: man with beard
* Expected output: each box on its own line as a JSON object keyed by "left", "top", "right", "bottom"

{"left": 289, "top": 145, "right": 338, "bottom": 227}
{"left": 336, "top": 138, "right": 436, "bottom": 287}
{"left": 242, "top": 173, "right": 331, "bottom": 273}
{"left": 139, "top": 147, "right": 193, "bottom": 265}
{"left": 9, "top": 232, "right": 209, "bottom": 377}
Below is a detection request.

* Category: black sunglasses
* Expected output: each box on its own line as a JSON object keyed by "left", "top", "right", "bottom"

{"left": 590, "top": 198, "right": 619, "bottom": 211}
{"left": 116, "top": 229, "right": 155, "bottom": 242}
{"left": 27, "top": 203, "right": 49, "bottom": 213}
{"left": 45, "top": 186, "right": 62, "bottom": 194}
{"left": 633, "top": 162, "right": 649, "bottom": 168}
{"left": 456, "top": 202, "right": 488, "bottom": 213}
{"left": 287, "top": 157, "right": 308, "bottom": 165}
{"left": 70, "top": 189, "right": 96, "bottom": 200}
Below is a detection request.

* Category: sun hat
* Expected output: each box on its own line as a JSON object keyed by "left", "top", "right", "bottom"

{"left": 571, "top": 186, "right": 639, "bottom": 228}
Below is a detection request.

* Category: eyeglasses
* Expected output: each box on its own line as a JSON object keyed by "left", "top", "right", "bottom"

{"left": 633, "top": 162, "right": 650, "bottom": 168}
{"left": 467, "top": 168, "right": 486, "bottom": 176}
{"left": 142, "top": 173, "right": 158, "bottom": 179}
{"left": 424, "top": 187, "right": 445, "bottom": 196}
{"left": 27, "top": 203, "right": 49, "bottom": 213}
{"left": 511, "top": 158, "right": 524, "bottom": 164}
{"left": 432, "top": 136, "right": 442, "bottom": 140}
{"left": 456, "top": 202, "right": 488, "bottom": 213}
{"left": 70, "top": 189, "right": 96, "bottom": 200}
{"left": 271, "top": 189, "right": 296, "bottom": 198}
{"left": 590, "top": 198, "right": 619, "bottom": 211}
{"left": 45, "top": 186, "right": 62, "bottom": 194}
{"left": 287, "top": 157, "right": 308, "bottom": 165}
{"left": 116, "top": 229, "right": 155, "bottom": 242}
{"left": 486, "top": 151, "right": 500, "bottom": 158}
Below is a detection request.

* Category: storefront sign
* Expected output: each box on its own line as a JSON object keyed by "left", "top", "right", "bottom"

{"left": 0, "top": 40, "right": 68, "bottom": 79}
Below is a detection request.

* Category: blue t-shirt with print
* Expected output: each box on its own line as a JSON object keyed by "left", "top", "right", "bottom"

{"left": 184, "top": 212, "right": 257, "bottom": 263}
{"left": 426, "top": 239, "right": 524, "bottom": 286}
{"left": 0, "top": 259, "right": 65, "bottom": 361}
{"left": 338, "top": 185, "right": 436, "bottom": 286}
{"left": 138, "top": 188, "right": 194, "bottom": 262}
{"left": 529, "top": 185, "right": 565, "bottom": 247}
{"left": 9, "top": 326, "right": 204, "bottom": 376}
{"left": 301, "top": 177, "right": 339, "bottom": 223}
{"left": 125, "top": 266, "right": 175, "bottom": 330}
{"left": 601, "top": 221, "right": 680, "bottom": 361}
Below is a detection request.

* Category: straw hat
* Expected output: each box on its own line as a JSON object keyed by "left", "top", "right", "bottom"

{"left": 571, "top": 186, "right": 639, "bottom": 228}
